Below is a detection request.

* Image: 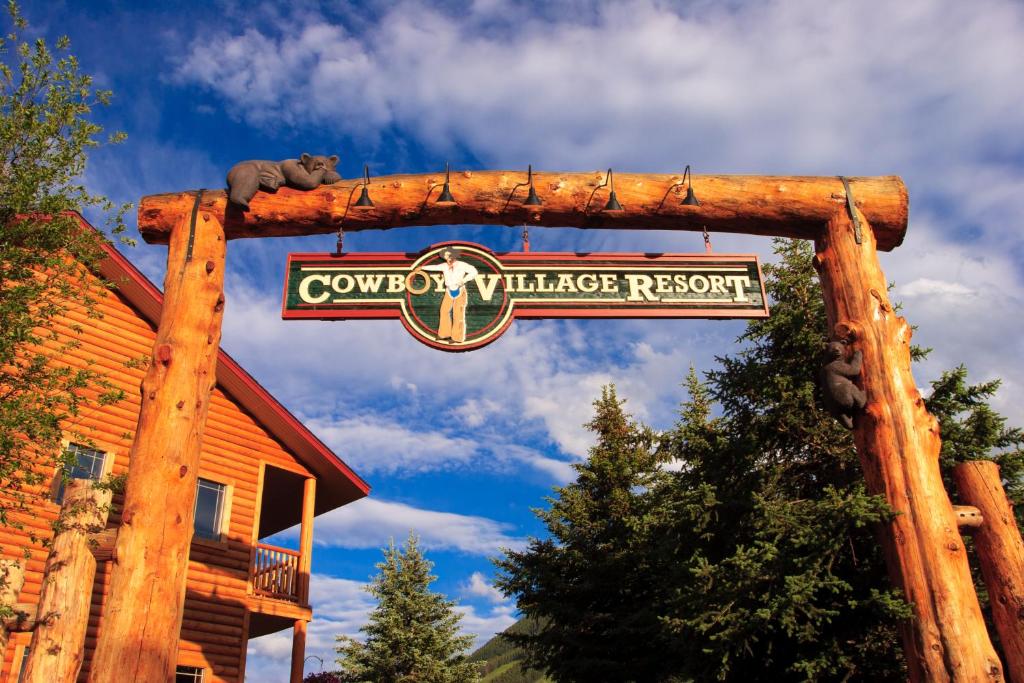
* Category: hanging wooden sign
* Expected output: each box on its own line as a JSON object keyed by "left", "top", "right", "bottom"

{"left": 282, "top": 242, "right": 768, "bottom": 351}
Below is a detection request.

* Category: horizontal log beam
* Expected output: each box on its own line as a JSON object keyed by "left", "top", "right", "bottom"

{"left": 138, "top": 172, "right": 909, "bottom": 251}
{"left": 953, "top": 504, "right": 984, "bottom": 529}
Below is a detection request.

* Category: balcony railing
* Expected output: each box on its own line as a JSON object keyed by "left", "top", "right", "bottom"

{"left": 251, "top": 543, "right": 302, "bottom": 602}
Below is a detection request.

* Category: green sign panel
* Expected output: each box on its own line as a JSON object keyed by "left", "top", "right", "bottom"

{"left": 283, "top": 242, "right": 768, "bottom": 352}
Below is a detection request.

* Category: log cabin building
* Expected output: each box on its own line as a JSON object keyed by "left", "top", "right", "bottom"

{"left": 0, "top": 215, "right": 369, "bottom": 682}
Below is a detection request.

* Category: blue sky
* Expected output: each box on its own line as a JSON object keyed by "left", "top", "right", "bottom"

{"left": 21, "top": 0, "right": 1024, "bottom": 679}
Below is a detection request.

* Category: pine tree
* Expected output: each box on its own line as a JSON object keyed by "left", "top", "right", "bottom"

{"left": 648, "top": 239, "right": 910, "bottom": 680}
{"left": 336, "top": 533, "right": 480, "bottom": 683}
{"left": 495, "top": 387, "right": 679, "bottom": 682}
{"left": 499, "top": 239, "right": 1023, "bottom": 681}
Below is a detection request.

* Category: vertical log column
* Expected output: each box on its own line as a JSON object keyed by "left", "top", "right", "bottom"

{"left": 290, "top": 619, "right": 308, "bottom": 683}
{"left": 0, "top": 560, "right": 27, "bottom": 653}
{"left": 814, "top": 211, "right": 1001, "bottom": 681}
{"left": 298, "top": 477, "right": 316, "bottom": 605}
{"left": 23, "top": 479, "right": 113, "bottom": 683}
{"left": 954, "top": 460, "right": 1024, "bottom": 682}
{"left": 89, "top": 209, "right": 226, "bottom": 682}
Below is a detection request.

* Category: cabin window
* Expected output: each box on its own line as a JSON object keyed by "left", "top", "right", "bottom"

{"left": 175, "top": 665, "right": 205, "bottom": 682}
{"left": 193, "top": 478, "right": 227, "bottom": 541}
{"left": 54, "top": 443, "right": 106, "bottom": 505}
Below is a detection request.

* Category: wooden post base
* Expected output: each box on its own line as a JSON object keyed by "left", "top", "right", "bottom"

{"left": 954, "top": 460, "right": 1024, "bottom": 682}
{"left": 290, "top": 619, "right": 308, "bottom": 683}
{"left": 23, "top": 480, "right": 112, "bottom": 682}
{"left": 88, "top": 210, "right": 226, "bottom": 682}
{"left": 0, "top": 560, "right": 27, "bottom": 653}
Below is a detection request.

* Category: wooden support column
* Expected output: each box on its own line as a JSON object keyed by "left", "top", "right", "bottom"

{"left": 88, "top": 207, "right": 226, "bottom": 682}
{"left": 290, "top": 619, "right": 308, "bottom": 683}
{"left": 814, "top": 212, "right": 1001, "bottom": 681}
{"left": 0, "top": 560, "right": 27, "bottom": 653}
{"left": 298, "top": 477, "right": 316, "bottom": 605}
{"left": 23, "top": 479, "right": 112, "bottom": 683}
{"left": 954, "top": 460, "right": 1024, "bottom": 682}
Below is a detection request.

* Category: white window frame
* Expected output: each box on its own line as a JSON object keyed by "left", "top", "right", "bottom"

{"left": 174, "top": 663, "right": 207, "bottom": 682}
{"left": 192, "top": 475, "right": 233, "bottom": 545}
{"left": 52, "top": 439, "right": 114, "bottom": 504}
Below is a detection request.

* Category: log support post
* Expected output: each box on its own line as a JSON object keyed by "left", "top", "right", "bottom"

{"left": 290, "top": 619, "right": 308, "bottom": 683}
{"left": 88, "top": 208, "right": 226, "bottom": 682}
{"left": 814, "top": 211, "right": 1001, "bottom": 680}
{"left": 954, "top": 460, "right": 1024, "bottom": 682}
{"left": 298, "top": 477, "right": 316, "bottom": 605}
{"left": 23, "top": 479, "right": 113, "bottom": 683}
{"left": 0, "top": 560, "right": 27, "bottom": 653}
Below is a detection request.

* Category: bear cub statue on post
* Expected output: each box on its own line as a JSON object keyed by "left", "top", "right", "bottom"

{"left": 819, "top": 341, "right": 867, "bottom": 430}
{"left": 227, "top": 153, "right": 341, "bottom": 210}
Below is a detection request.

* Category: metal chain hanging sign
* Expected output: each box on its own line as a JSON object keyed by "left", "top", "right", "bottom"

{"left": 282, "top": 241, "right": 768, "bottom": 351}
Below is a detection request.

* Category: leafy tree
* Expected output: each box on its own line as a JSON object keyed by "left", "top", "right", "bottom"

{"left": 336, "top": 533, "right": 480, "bottom": 683}
{"left": 495, "top": 388, "right": 676, "bottom": 682}
{"left": 0, "top": 0, "right": 128, "bottom": 532}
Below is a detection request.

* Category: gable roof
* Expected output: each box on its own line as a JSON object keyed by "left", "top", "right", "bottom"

{"left": 86, "top": 215, "right": 369, "bottom": 516}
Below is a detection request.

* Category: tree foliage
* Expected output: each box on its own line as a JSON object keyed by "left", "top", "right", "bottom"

{"left": 499, "top": 239, "right": 1022, "bottom": 682}
{"left": 336, "top": 534, "right": 480, "bottom": 683}
{"left": 495, "top": 388, "right": 680, "bottom": 681}
{"left": 0, "top": 1, "right": 128, "bottom": 531}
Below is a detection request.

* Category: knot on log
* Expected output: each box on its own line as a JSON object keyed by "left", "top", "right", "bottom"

{"left": 155, "top": 344, "right": 173, "bottom": 366}
{"left": 869, "top": 288, "right": 892, "bottom": 313}
{"left": 832, "top": 321, "right": 860, "bottom": 343}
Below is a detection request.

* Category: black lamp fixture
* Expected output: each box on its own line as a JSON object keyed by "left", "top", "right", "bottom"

{"left": 353, "top": 164, "right": 374, "bottom": 209}
{"left": 680, "top": 165, "right": 700, "bottom": 206}
{"left": 502, "top": 164, "right": 544, "bottom": 213}
{"left": 523, "top": 165, "right": 543, "bottom": 207}
{"left": 602, "top": 168, "right": 624, "bottom": 213}
{"left": 435, "top": 162, "right": 457, "bottom": 206}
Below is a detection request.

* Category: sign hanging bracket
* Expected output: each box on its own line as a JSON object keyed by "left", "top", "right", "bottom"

{"left": 839, "top": 176, "right": 863, "bottom": 245}
{"left": 185, "top": 189, "right": 204, "bottom": 262}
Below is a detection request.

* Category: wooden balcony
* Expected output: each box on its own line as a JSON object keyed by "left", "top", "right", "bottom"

{"left": 250, "top": 543, "right": 304, "bottom": 603}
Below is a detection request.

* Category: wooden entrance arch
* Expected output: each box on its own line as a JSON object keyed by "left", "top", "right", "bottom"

{"left": 90, "top": 172, "right": 1003, "bottom": 681}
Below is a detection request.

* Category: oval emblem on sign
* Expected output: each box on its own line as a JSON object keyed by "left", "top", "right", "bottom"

{"left": 400, "top": 243, "right": 514, "bottom": 351}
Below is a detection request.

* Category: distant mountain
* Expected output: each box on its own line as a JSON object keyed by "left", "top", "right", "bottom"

{"left": 469, "top": 618, "right": 552, "bottom": 683}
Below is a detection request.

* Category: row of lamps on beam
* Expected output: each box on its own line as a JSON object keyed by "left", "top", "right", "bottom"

{"left": 345, "top": 163, "right": 701, "bottom": 213}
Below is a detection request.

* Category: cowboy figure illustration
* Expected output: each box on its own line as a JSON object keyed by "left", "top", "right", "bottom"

{"left": 420, "top": 248, "right": 479, "bottom": 344}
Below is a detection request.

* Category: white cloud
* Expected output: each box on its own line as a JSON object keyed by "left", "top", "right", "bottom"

{"left": 457, "top": 602, "right": 518, "bottom": 650}
{"left": 463, "top": 571, "right": 506, "bottom": 604}
{"left": 450, "top": 397, "right": 503, "bottom": 428}
{"left": 183, "top": 0, "right": 1024, "bottom": 468}
{"left": 304, "top": 414, "right": 478, "bottom": 474}
{"left": 174, "top": 0, "right": 1024, "bottom": 470}
{"left": 218, "top": 277, "right": 709, "bottom": 469}
{"left": 277, "top": 497, "right": 528, "bottom": 555}
{"left": 899, "top": 278, "right": 975, "bottom": 299}
{"left": 246, "top": 574, "right": 375, "bottom": 681}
